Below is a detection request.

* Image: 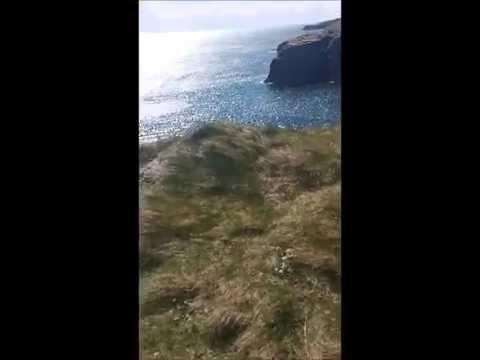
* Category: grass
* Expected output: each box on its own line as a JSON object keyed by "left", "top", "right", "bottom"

{"left": 140, "top": 122, "right": 341, "bottom": 360}
{"left": 140, "top": 137, "right": 177, "bottom": 168}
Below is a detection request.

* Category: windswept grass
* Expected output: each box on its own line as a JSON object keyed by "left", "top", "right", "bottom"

{"left": 140, "top": 122, "right": 341, "bottom": 360}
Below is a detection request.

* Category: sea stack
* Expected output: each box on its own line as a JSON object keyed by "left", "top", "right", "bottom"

{"left": 265, "top": 18, "right": 341, "bottom": 87}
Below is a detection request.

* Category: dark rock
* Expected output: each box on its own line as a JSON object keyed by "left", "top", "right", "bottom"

{"left": 265, "top": 19, "right": 341, "bottom": 87}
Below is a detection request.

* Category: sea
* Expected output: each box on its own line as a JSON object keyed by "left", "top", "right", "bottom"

{"left": 140, "top": 25, "right": 340, "bottom": 142}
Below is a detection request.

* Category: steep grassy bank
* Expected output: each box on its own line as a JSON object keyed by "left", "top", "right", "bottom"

{"left": 140, "top": 123, "right": 341, "bottom": 360}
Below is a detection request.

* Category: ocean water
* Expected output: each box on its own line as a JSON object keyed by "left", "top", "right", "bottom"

{"left": 140, "top": 25, "right": 340, "bottom": 142}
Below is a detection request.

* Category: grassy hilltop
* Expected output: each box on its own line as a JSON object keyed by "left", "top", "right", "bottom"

{"left": 140, "top": 123, "right": 341, "bottom": 360}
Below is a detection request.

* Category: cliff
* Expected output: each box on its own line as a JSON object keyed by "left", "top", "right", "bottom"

{"left": 265, "top": 18, "right": 341, "bottom": 87}
{"left": 303, "top": 17, "right": 341, "bottom": 31}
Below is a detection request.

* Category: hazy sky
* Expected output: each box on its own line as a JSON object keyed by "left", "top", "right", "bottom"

{"left": 140, "top": 1, "right": 341, "bottom": 32}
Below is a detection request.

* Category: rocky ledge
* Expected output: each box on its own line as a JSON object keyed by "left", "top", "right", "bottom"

{"left": 265, "top": 18, "right": 341, "bottom": 87}
{"left": 303, "top": 17, "right": 341, "bottom": 31}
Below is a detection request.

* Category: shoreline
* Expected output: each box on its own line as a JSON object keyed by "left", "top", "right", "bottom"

{"left": 139, "top": 118, "right": 341, "bottom": 145}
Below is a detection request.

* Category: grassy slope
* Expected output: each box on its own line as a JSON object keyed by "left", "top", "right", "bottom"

{"left": 140, "top": 123, "right": 341, "bottom": 360}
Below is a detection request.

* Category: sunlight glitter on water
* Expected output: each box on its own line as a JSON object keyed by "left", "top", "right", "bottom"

{"left": 139, "top": 27, "right": 341, "bottom": 142}
{"left": 140, "top": 30, "right": 231, "bottom": 97}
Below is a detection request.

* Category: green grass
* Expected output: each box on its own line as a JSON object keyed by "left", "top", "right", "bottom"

{"left": 264, "top": 284, "right": 302, "bottom": 342}
{"left": 139, "top": 122, "right": 341, "bottom": 359}
{"left": 139, "top": 137, "right": 177, "bottom": 168}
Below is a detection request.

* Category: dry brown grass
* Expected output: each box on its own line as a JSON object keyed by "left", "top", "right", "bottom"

{"left": 139, "top": 123, "right": 340, "bottom": 360}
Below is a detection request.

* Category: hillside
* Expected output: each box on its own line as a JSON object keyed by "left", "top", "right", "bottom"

{"left": 140, "top": 123, "right": 341, "bottom": 360}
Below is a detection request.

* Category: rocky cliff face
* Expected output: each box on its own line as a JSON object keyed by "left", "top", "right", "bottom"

{"left": 265, "top": 19, "right": 341, "bottom": 87}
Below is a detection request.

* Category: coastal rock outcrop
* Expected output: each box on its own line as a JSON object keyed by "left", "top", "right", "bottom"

{"left": 303, "top": 17, "right": 341, "bottom": 31}
{"left": 265, "top": 18, "right": 341, "bottom": 87}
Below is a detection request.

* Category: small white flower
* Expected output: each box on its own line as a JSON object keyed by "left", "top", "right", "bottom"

{"left": 153, "top": 352, "right": 160, "bottom": 358}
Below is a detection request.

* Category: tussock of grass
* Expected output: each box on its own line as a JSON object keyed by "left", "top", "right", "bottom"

{"left": 140, "top": 122, "right": 341, "bottom": 359}
{"left": 142, "top": 285, "right": 198, "bottom": 317}
{"left": 140, "top": 138, "right": 177, "bottom": 168}
{"left": 205, "top": 311, "right": 248, "bottom": 349}
{"left": 264, "top": 285, "right": 302, "bottom": 342}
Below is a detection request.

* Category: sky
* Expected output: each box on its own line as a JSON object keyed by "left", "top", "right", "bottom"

{"left": 140, "top": 1, "right": 341, "bottom": 32}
